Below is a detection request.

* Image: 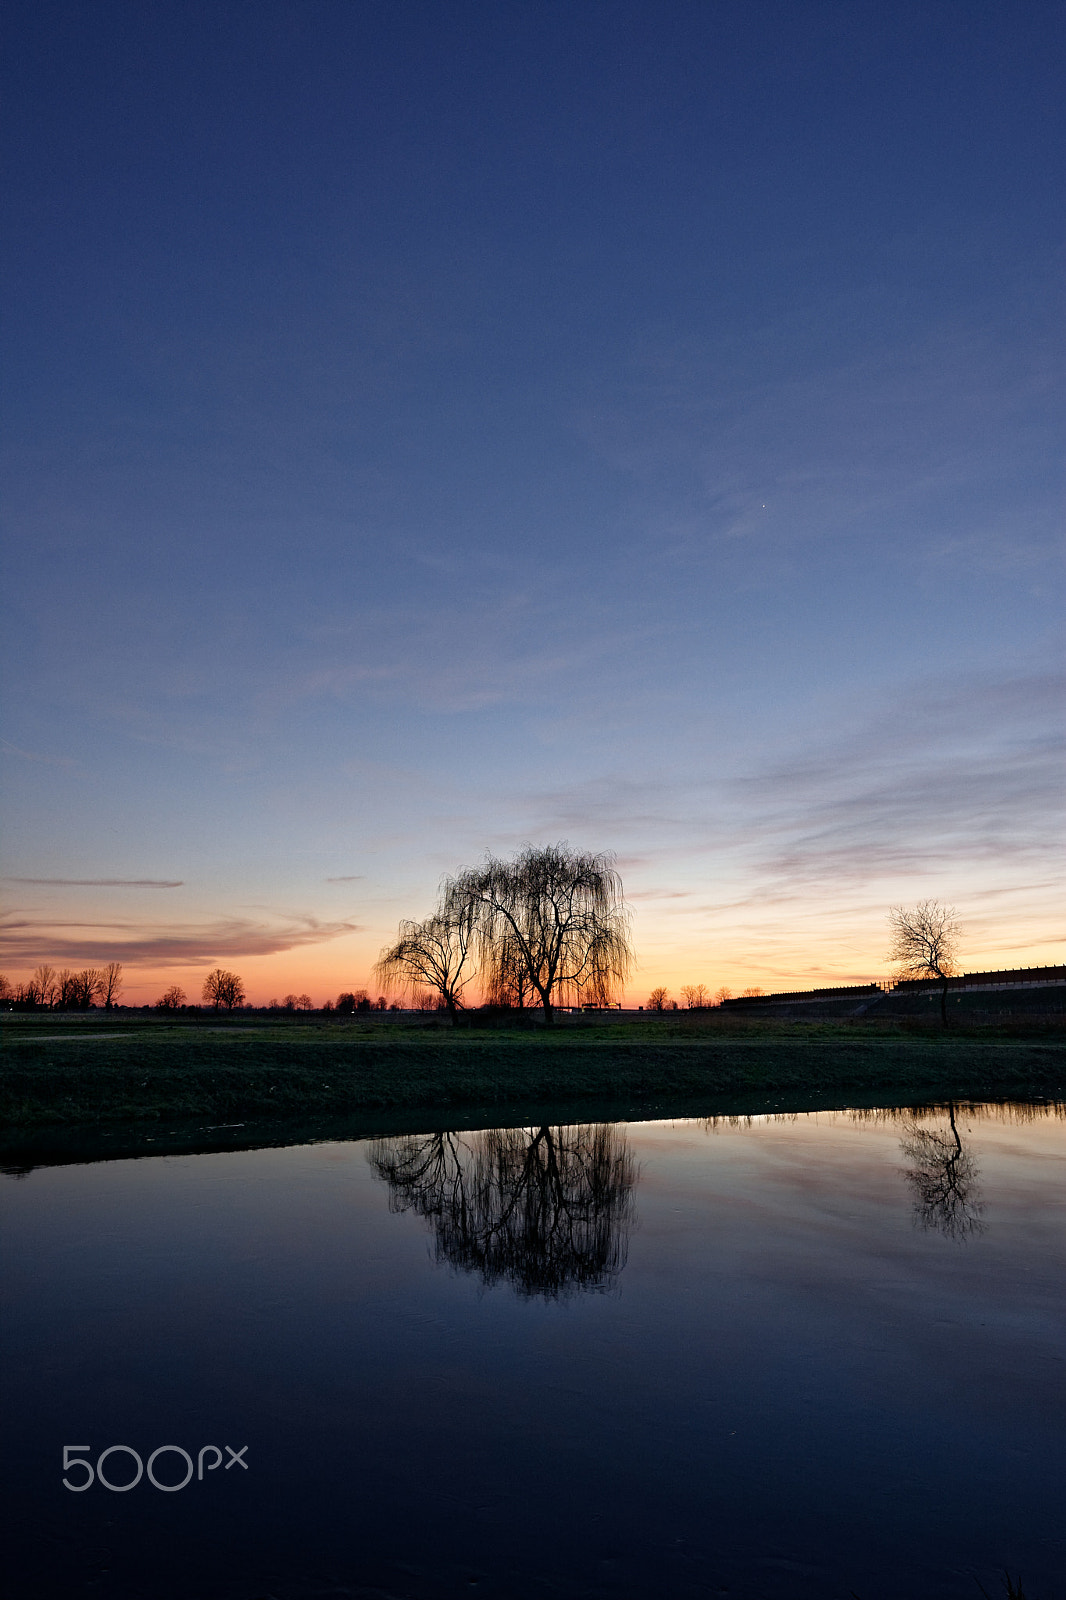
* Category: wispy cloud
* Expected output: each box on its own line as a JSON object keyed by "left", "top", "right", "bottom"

{"left": 5, "top": 877, "right": 184, "bottom": 888}
{"left": 0, "top": 914, "right": 360, "bottom": 968}
{"left": 627, "top": 888, "right": 696, "bottom": 901}
{"left": 576, "top": 312, "right": 1063, "bottom": 574}
{"left": 325, "top": 875, "right": 364, "bottom": 883}
{"left": 0, "top": 741, "right": 77, "bottom": 768}
{"left": 727, "top": 674, "right": 1065, "bottom": 897}
{"left": 516, "top": 671, "right": 1065, "bottom": 932}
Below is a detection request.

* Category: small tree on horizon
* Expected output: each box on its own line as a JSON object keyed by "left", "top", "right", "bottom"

{"left": 30, "top": 965, "right": 57, "bottom": 1008}
{"left": 72, "top": 968, "right": 104, "bottom": 1008}
{"left": 647, "top": 987, "right": 670, "bottom": 1011}
{"left": 101, "top": 961, "right": 123, "bottom": 1010}
{"left": 202, "top": 968, "right": 246, "bottom": 1010}
{"left": 888, "top": 900, "right": 961, "bottom": 1026}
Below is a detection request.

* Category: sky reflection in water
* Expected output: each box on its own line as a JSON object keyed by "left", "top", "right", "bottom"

{"left": 3, "top": 1103, "right": 1064, "bottom": 1598}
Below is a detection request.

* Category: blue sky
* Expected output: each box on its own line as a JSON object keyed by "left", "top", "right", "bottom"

{"left": 2, "top": 0, "right": 1062, "bottom": 1002}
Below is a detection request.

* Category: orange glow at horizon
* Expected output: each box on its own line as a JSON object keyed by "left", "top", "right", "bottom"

{"left": 9, "top": 914, "right": 1061, "bottom": 1010}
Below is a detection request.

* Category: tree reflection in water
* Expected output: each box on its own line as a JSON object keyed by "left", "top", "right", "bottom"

{"left": 367, "top": 1123, "right": 636, "bottom": 1298}
{"left": 899, "top": 1103, "right": 985, "bottom": 1239}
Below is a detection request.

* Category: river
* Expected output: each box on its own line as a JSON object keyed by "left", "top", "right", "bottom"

{"left": 3, "top": 1101, "right": 1064, "bottom": 1597}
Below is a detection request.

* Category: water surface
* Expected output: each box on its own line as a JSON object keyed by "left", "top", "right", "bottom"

{"left": 3, "top": 1103, "right": 1064, "bottom": 1598}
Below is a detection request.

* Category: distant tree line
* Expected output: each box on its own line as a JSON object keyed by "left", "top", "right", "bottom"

{"left": 0, "top": 962, "right": 124, "bottom": 1010}
{"left": 150, "top": 982, "right": 398, "bottom": 1014}
{"left": 644, "top": 984, "right": 761, "bottom": 1011}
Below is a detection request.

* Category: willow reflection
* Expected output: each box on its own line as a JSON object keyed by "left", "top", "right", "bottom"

{"left": 899, "top": 1103, "right": 984, "bottom": 1239}
{"left": 368, "top": 1123, "right": 636, "bottom": 1298}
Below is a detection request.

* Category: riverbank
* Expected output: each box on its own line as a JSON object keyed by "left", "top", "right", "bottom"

{"left": 3, "top": 1014, "right": 1063, "bottom": 1159}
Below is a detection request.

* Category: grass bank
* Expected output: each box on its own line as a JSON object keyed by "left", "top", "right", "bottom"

{"left": 3, "top": 1012, "right": 1063, "bottom": 1135}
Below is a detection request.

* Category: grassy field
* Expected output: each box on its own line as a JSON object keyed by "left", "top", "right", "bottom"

{"left": 3, "top": 1010, "right": 1063, "bottom": 1166}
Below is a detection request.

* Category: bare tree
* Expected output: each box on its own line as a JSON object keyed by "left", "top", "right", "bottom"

{"left": 899, "top": 1105, "right": 984, "bottom": 1238}
{"left": 0, "top": 974, "right": 12, "bottom": 1002}
{"left": 647, "top": 986, "right": 670, "bottom": 1011}
{"left": 52, "top": 966, "right": 102, "bottom": 1004}
{"left": 714, "top": 986, "right": 732, "bottom": 1005}
{"left": 374, "top": 910, "right": 475, "bottom": 1023}
{"left": 71, "top": 968, "right": 104, "bottom": 1009}
{"left": 368, "top": 1122, "right": 636, "bottom": 1299}
{"left": 201, "top": 968, "right": 246, "bottom": 1010}
{"left": 741, "top": 986, "right": 764, "bottom": 998}
{"left": 681, "top": 983, "right": 709, "bottom": 1010}
{"left": 30, "top": 964, "right": 57, "bottom": 1008}
{"left": 448, "top": 843, "right": 631, "bottom": 1025}
{"left": 156, "top": 984, "right": 186, "bottom": 1010}
{"left": 888, "top": 900, "right": 961, "bottom": 1026}
{"left": 100, "top": 962, "right": 123, "bottom": 1010}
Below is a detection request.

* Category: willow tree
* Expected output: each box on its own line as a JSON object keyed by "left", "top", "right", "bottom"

{"left": 483, "top": 930, "right": 533, "bottom": 1011}
{"left": 367, "top": 1122, "right": 636, "bottom": 1299}
{"left": 373, "top": 909, "right": 474, "bottom": 1023}
{"left": 447, "top": 843, "right": 631, "bottom": 1025}
{"left": 888, "top": 899, "right": 961, "bottom": 1026}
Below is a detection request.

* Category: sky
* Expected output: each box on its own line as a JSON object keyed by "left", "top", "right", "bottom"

{"left": 2, "top": 0, "right": 1063, "bottom": 1005}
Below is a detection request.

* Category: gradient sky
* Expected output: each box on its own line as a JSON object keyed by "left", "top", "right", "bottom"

{"left": 2, "top": 0, "right": 1063, "bottom": 1005}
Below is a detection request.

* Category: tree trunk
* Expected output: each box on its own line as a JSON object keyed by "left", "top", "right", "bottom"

{"left": 948, "top": 1102, "right": 961, "bottom": 1154}
{"left": 940, "top": 976, "right": 949, "bottom": 1027}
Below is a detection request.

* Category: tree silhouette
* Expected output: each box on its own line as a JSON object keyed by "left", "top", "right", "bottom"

{"left": 30, "top": 965, "right": 57, "bottom": 1007}
{"left": 54, "top": 968, "right": 104, "bottom": 1009}
{"left": 899, "top": 1104, "right": 984, "bottom": 1238}
{"left": 368, "top": 1122, "right": 637, "bottom": 1299}
{"left": 100, "top": 961, "right": 123, "bottom": 1010}
{"left": 888, "top": 900, "right": 961, "bottom": 1026}
{"left": 201, "top": 968, "right": 245, "bottom": 1010}
{"left": 447, "top": 844, "right": 631, "bottom": 1025}
{"left": 375, "top": 910, "right": 475, "bottom": 1022}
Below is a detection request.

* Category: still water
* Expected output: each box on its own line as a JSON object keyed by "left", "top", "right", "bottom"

{"left": 3, "top": 1104, "right": 1065, "bottom": 1599}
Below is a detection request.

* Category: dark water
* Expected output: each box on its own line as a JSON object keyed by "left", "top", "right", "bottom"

{"left": 3, "top": 1104, "right": 1064, "bottom": 1599}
